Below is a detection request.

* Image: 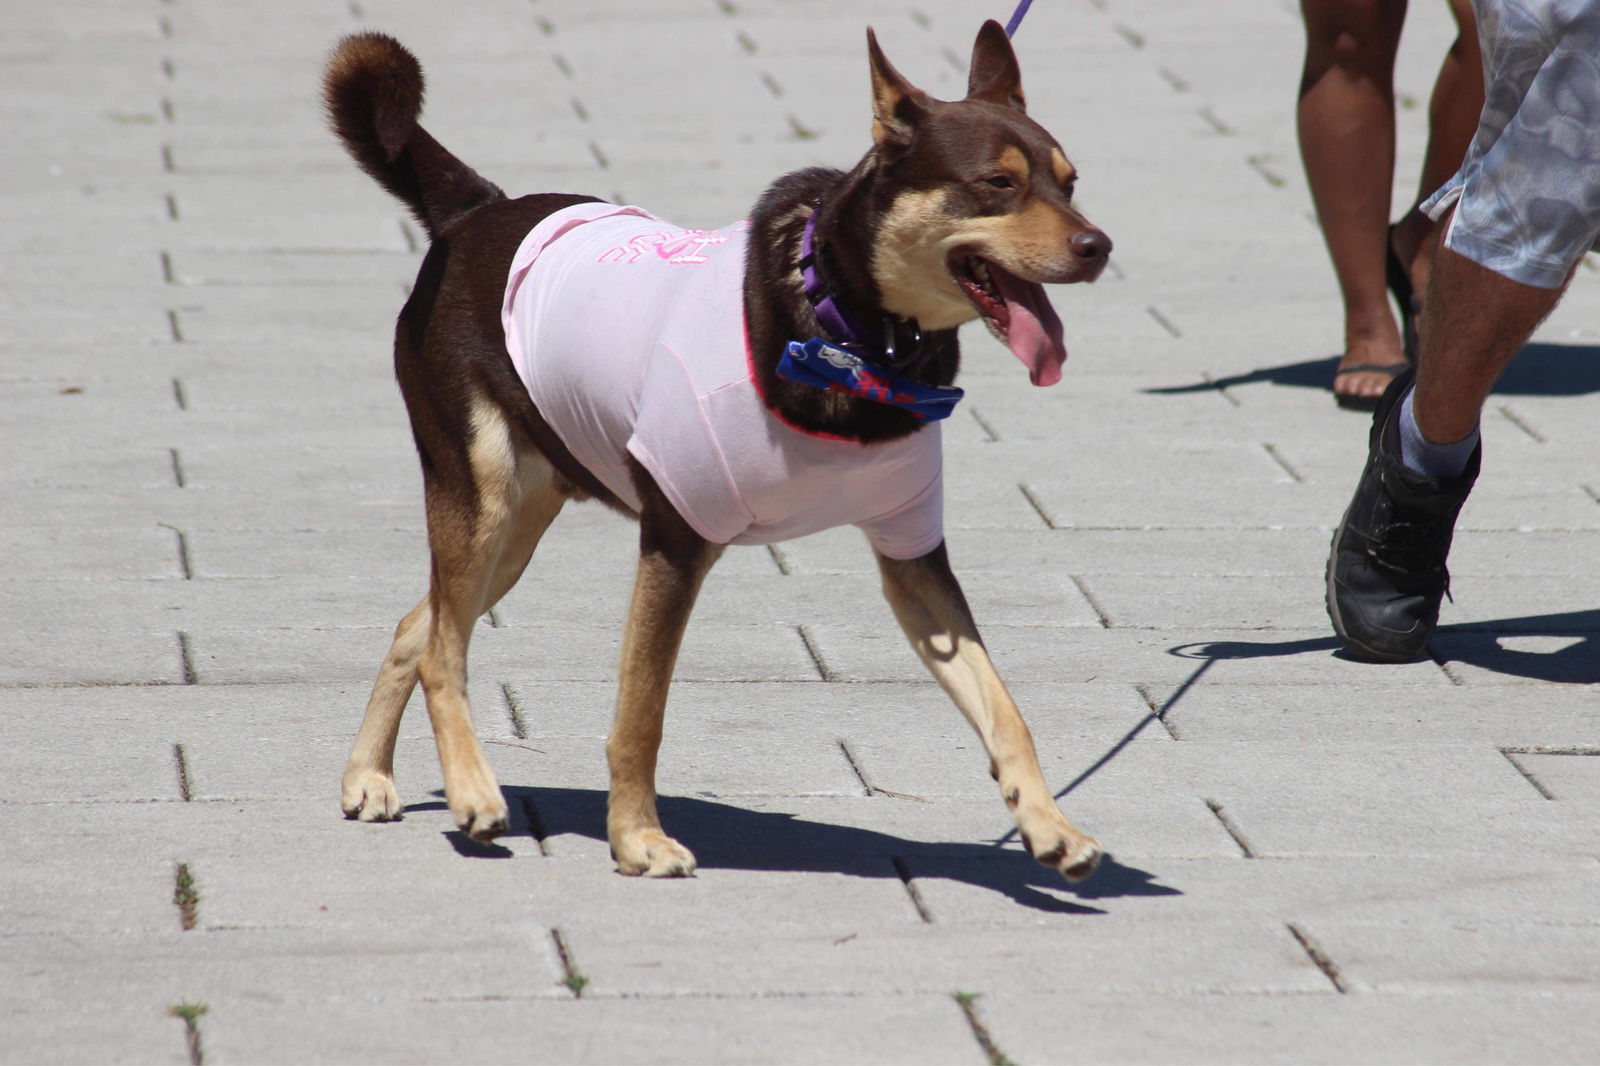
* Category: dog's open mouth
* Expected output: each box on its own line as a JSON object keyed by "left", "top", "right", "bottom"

{"left": 951, "top": 255, "right": 1067, "bottom": 387}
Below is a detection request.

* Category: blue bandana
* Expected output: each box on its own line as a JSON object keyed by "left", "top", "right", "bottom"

{"left": 776, "top": 338, "right": 963, "bottom": 421}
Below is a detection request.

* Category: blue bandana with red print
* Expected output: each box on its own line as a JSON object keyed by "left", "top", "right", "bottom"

{"left": 776, "top": 338, "right": 963, "bottom": 422}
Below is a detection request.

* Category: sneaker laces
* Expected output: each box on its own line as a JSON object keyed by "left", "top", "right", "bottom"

{"left": 1368, "top": 510, "right": 1454, "bottom": 600}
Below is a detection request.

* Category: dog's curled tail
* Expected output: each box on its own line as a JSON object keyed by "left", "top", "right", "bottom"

{"left": 323, "top": 32, "right": 505, "bottom": 239}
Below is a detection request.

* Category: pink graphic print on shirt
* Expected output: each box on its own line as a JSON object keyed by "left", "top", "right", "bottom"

{"left": 598, "top": 221, "right": 750, "bottom": 265}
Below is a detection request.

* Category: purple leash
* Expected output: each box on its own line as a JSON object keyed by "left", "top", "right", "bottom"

{"left": 1004, "top": 0, "right": 1033, "bottom": 37}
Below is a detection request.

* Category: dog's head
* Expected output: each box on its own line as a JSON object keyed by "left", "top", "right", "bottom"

{"left": 864, "top": 20, "right": 1110, "bottom": 386}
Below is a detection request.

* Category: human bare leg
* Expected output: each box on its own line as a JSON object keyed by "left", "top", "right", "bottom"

{"left": 1297, "top": 0, "right": 1409, "bottom": 405}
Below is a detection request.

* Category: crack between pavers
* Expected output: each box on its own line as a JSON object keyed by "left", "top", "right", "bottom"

{"left": 969, "top": 407, "right": 1001, "bottom": 442}
{"left": 1427, "top": 645, "right": 1466, "bottom": 686}
{"left": 519, "top": 794, "right": 551, "bottom": 856}
{"left": 796, "top": 624, "right": 837, "bottom": 682}
{"left": 835, "top": 739, "right": 926, "bottom": 801}
{"left": 1286, "top": 922, "right": 1351, "bottom": 994}
{"left": 176, "top": 631, "right": 198, "bottom": 685}
{"left": 1197, "top": 107, "right": 1232, "bottom": 136}
{"left": 172, "top": 742, "right": 193, "bottom": 801}
{"left": 172, "top": 862, "right": 200, "bottom": 931}
{"left": 1068, "top": 574, "right": 1112, "bottom": 628}
{"left": 168, "top": 1002, "right": 208, "bottom": 1066}
{"left": 1260, "top": 442, "right": 1302, "bottom": 482}
{"left": 1497, "top": 403, "right": 1547, "bottom": 443}
{"left": 1147, "top": 305, "right": 1182, "bottom": 338}
{"left": 891, "top": 856, "right": 934, "bottom": 923}
{"left": 953, "top": 992, "right": 1016, "bottom": 1066}
{"left": 1017, "top": 483, "right": 1055, "bottom": 528}
{"left": 1205, "top": 798, "right": 1257, "bottom": 858}
{"left": 1134, "top": 682, "right": 1181, "bottom": 739}
{"left": 1202, "top": 370, "right": 1242, "bottom": 407}
{"left": 550, "top": 928, "right": 588, "bottom": 997}
{"left": 1499, "top": 748, "right": 1557, "bottom": 800}
{"left": 500, "top": 682, "right": 528, "bottom": 739}
{"left": 1247, "top": 154, "right": 1286, "bottom": 187}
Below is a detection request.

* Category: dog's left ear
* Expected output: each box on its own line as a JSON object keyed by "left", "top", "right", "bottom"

{"left": 867, "top": 27, "right": 930, "bottom": 150}
{"left": 966, "top": 19, "right": 1026, "bottom": 112}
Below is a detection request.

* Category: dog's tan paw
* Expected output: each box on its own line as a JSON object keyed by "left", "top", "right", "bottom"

{"left": 1019, "top": 810, "right": 1101, "bottom": 883}
{"left": 612, "top": 828, "right": 697, "bottom": 878}
{"left": 342, "top": 770, "right": 404, "bottom": 822}
{"left": 452, "top": 797, "right": 510, "bottom": 842}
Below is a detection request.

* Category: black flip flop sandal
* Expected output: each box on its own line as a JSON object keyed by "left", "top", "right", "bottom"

{"left": 1333, "top": 362, "right": 1407, "bottom": 411}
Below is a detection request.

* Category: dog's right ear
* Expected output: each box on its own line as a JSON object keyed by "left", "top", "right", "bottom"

{"left": 966, "top": 19, "right": 1026, "bottom": 112}
{"left": 867, "top": 28, "right": 929, "bottom": 151}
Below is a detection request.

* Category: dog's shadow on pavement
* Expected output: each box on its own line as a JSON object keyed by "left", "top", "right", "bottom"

{"left": 436, "top": 786, "right": 1180, "bottom": 915}
{"left": 1172, "top": 607, "right": 1600, "bottom": 684}
{"left": 1140, "top": 342, "right": 1600, "bottom": 398}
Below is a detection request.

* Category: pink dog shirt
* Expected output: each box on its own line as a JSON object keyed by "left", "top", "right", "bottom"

{"left": 501, "top": 202, "right": 944, "bottom": 559}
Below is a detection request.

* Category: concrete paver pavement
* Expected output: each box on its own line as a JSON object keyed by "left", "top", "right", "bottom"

{"left": 4, "top": 0, "right": 1598, "bottom": 1062}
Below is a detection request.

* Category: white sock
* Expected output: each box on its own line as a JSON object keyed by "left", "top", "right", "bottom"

{"left": 1398, "top": 390, "right": 1479, "bottom": 479}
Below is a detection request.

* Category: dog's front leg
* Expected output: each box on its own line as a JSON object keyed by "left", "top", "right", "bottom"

{"left": 877, "top": 544, "right": 1101, "bottom": 882}
{"left": 608, "top": 473, "right": 723, "bottom": 877}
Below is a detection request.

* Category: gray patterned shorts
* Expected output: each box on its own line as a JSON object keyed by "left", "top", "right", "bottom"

{"left": 1422, "top": 0, "right": 1600, "bottom": 288}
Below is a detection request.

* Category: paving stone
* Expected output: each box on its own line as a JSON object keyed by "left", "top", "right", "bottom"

{"left": 905, "top": 853, "right": 1600, "bottom": 930}
{"left": 0, "top": 923, "right": 566, "bottom": 1015}
{"left": 1306, "top": 919, "right": 1600, "bottom": 993}
{"left": 1159, "top": 683, "right": 1600, "bottom": 745}
{"left": 981, "top": 990, "right": 1600, "bottom": 1066}
{"left": 202, "top": 994, "right": 987, "bottom": 1066}
{"left": 559, "top": 921, "right": 1330, "bottom": 997}
{"left": 1515, "top": 750, "right": 1600, "bottom": 803}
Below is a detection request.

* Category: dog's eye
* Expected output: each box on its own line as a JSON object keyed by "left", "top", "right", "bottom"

{"left": 1062, "top": 181, "right": 1076, "bottom": 200}
{"left": 982, "top": 175, "right": 1015, "bottom": 190}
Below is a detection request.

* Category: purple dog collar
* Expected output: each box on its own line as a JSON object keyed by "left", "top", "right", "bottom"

{"left": 798, "top": 207, "right": 929, "bottom": 370}
{"left": 799, "top": 209, "right": 875, "bottom": 352}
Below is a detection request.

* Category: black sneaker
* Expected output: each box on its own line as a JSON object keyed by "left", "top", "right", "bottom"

{"left": 1326, "top": 368, "right": 1480, "bottom": 663}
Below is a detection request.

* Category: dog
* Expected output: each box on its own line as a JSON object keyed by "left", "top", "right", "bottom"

{"left": 324, "top": 20, "right": 1111, "bottom": 881}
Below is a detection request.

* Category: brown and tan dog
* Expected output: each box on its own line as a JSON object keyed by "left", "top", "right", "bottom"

{"left": 325, "top": 21, "right": 1110, "bottom": 881}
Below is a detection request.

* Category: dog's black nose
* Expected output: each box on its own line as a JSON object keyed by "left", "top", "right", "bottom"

{"left": 1071, "top": 229, "right": 1112, "bottom": 260}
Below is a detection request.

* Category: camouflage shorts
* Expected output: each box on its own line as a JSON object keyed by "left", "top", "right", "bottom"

{"left": 1423, "top": 0, "right": 1600, "bottom": 288}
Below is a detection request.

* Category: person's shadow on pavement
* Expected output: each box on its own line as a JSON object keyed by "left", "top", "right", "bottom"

{"left": 1140, "top": 342, "right": 1600, "bottom": 398}
{"left": 426, "top": 785, "right": 1180, "bottom": 915}
{"left": 1171, "top": 607, "right": 1600, "bottom": 683}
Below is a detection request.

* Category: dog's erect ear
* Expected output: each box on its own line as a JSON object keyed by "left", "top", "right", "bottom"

{"left": 867, "top": 27, "right": 929, "bottom": 149}
{"left": 967, "top": 19, "right": 1026, "bottom": 111}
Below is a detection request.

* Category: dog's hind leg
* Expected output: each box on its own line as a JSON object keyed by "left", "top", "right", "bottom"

{"left": 606, "top": 466, "right": 723, "bottom": 876}
{"left": 876, "top": 544, "right": 1101, "bottom": 883}
{"left": 344, "top": 398, "right": 566, "bottom": 839}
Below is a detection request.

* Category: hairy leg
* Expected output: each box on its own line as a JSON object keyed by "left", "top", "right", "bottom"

{"left": 1412, "top": 241, "right": 1568, "bottom": 445}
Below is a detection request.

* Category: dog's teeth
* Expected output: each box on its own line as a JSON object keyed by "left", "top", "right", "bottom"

{"left": 973, "top": 261, "right": 990, "bottom": 283}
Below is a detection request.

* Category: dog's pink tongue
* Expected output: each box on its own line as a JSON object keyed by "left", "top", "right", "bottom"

{"left": 990, "top": 263, "right": 1067, "bottom": 386}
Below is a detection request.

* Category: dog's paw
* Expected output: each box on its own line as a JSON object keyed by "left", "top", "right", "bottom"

{"left": 450, "top": 794, "right": 510, "bottom": 843}
{"left": 1019, "top": 811, "right": 1101, "bottom": 883}
{"left": 612, "top": 828, "right": 697, "bottom": 878}
{"left": 342, "top": 770, "right": 404, "bottom": 823}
